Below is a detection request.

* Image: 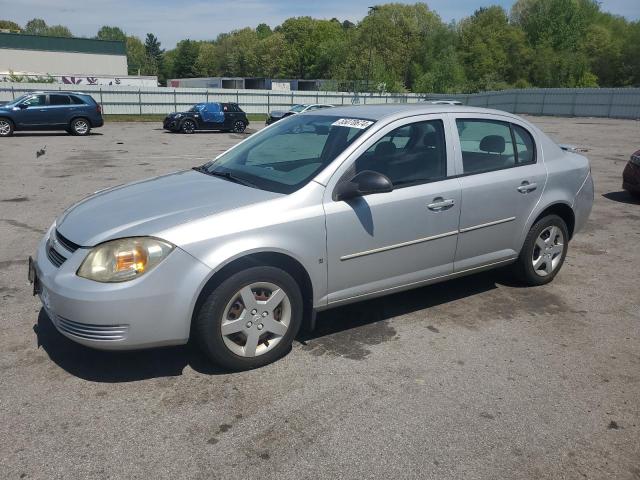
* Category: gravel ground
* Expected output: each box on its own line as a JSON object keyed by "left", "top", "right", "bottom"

{"left": 0, "top": 117, "right": 639, "bottom": 480}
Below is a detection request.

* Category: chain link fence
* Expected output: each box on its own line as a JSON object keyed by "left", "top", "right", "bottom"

{"left": 1, "top": 83, "right": 639, "bottom": 119}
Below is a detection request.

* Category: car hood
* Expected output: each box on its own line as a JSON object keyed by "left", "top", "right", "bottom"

{"left": 56, "top": 170, "right": 281, "bottom": 246}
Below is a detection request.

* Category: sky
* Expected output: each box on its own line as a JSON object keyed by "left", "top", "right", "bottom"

{"left": 2, "top": 0, "right": 639, "bottom": 48}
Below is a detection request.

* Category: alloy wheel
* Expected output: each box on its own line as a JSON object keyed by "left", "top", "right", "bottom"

{"left": 182, "top": 120, "right": 195, "bottom": 133}
{"left": 220, "top": 282, "right": 291, "bottom": 357}
{"left": 0, "top": 119, "right": 12, "bottom": 136}
{"left": 73, "top": 119, "right": 89, "bottom": 135}
{"left": 532, "top": 225, "right": 564, "bottom": 276}
{"left": 233, "top": 120, "right": 246, "bottom": 133}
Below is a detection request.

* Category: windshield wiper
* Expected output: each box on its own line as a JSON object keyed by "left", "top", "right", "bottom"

{"left": 192, "top": 166, "right": 257, "bottom": 188}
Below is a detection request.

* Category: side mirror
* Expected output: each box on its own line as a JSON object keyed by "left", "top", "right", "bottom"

{"left": 19, "top": 104, "right": 29, "bottom": 109}
{"left": 333, "top": 170, "right": 393, "bottom": 201}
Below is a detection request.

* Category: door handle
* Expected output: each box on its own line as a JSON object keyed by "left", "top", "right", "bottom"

{"left": 427, "top": 198, "right": 455, "bottom": 211}
{"left": 517, "top": 181, "right": 537, "bottom": 194}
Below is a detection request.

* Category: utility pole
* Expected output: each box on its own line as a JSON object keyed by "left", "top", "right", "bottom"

{"left": 365, "top": 6, "right": 379, "bottom": 93}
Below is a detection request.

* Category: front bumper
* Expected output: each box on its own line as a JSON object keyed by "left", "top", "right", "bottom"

{"left": 32, "top": 227, "right": 211, "bottom": 350}
{"left": 163, "top": 117, "right": 178, "bottom": 130}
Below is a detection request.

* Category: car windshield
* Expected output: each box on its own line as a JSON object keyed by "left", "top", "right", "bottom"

{"left": 289, "top": 104, "right": 307, "bottom": 113}
{"left": 4, "top": 94, "right": 30, "bottom": 106}
{"left": 197, "top": 114, "right": 375, "bottom": 194}
{"left": 188, "top": 104, "right": 203, "bottom": 112}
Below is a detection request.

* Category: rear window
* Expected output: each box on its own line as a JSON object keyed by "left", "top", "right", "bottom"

{"left": 69, "top": 95, "right": 85, "bottom": 105}
{"left": 50, "top": 94, "right": 71, "bottom": 105}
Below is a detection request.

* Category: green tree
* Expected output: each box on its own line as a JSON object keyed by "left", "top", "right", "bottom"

{"left": 256, "top": 23, "right": 272, "bottom": 40}
{"left": 96, "top": 25, "right": 127, "bottom": 42}
{"left": 24, "top": 18, "right": 72, "bottom": 37}
{"left": 0, "top": 20, "right": 22, "bottom": 31}
{"left": 125, "top": 35, "right": 146, "bottom": 75}
{"left": 458, "top": 6, "right": 532, "bottom": 91}
{"left": 143, "top": 33, "right": 164, "bottom": 78}
{"left": 172, "top": 40, "right": 200, "bottom": 78}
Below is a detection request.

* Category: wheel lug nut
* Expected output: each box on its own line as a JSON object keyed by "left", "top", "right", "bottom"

{"left": 262, "top": 311, "right": 268, "bottom": 317}
{"left": 246, "top": 321, "right": 253, "bottom": 328}
{"left": 257, "top": 324, "right": 264, "bottom": 331}
{"left": 251, "top": 309, "right": 257, "bottom": 315}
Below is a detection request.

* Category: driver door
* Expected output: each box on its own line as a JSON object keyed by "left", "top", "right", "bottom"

{"left": 200, "top": 103, "right": 224, "bottom": 128}
{"left": 12, "top": 94, "right": 48, "bottom": 127}
{"left": 323, "top": 115, "right": 462, "bottom": 305}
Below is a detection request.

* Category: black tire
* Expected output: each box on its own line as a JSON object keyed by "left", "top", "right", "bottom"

{"left": 194, "top": 266, "right": 303, "bottom": 371}
{"left": 70, "top": 117, "right": 91, "bottom": 136}
{"left": 181, "top": 119, "right": 197, "bottom": 134}
{"left": 0, "top": 118, "right": 14, "bottom": 137}
{"left": 513, "top": 214, "right": 569, "bottom": 286}
{"left": 232, "top": 120, "right": 246, "bottom": 133}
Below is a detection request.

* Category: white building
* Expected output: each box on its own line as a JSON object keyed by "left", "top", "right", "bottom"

{"left": 0, "top": 32, "right": 157, "bottom": 87}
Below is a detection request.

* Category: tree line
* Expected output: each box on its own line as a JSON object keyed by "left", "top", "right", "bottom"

{"left": 2, "top": 0, "right": 639, "bottom": 93}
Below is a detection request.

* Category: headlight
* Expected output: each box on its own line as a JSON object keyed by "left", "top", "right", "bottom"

{"left": 77, "top": 237, "right": 174, "bottom": 283}
{"left": 174, "top": 113, "right": 183, "bottom": 119}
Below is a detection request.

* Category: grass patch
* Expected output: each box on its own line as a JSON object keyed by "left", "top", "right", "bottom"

{"left": 104, "top": 113, "right": 267, "bottom": 123}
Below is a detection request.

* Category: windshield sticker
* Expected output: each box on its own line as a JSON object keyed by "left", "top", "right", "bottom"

{"left": 332, "top": 118, "right": 374, "bottom": 129}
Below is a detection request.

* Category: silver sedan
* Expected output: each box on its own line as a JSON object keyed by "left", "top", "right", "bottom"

{"left": 30, "top": 105, "right": 594, "bottom": 370}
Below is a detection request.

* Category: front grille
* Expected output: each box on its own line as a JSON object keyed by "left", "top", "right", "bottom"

{"left": 47, "top": 246, "right": 67, "bottom": 267}
{"left": 55, "top": 230, "right": 80, "bottom": 253}
{"left": 56, "top": 316, "right": 129, "bottom": 341}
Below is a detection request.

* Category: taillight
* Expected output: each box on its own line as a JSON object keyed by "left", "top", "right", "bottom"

{"left": 96, "top": 104, "right": 102, "bottom": 114}
{"left": 631, "top": 150, "right": 640, "bottom": 166}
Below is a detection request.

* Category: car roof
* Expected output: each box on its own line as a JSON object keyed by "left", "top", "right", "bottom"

{"left": 26, "top": 91, "right": 89, "bottom": 95}
{"left": 310, "top": 104, "right": 520, "bottom": 122}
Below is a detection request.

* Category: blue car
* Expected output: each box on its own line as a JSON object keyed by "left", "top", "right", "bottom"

{"left": 0, "top": 91, "right": 103, "bottom": 137}
{"left": 163, "top": 102, "right": 249, "bottom": 134}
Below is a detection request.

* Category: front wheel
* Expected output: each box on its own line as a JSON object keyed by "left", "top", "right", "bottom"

{"left": 513, "top": 214, "right": 568, "bottom": 286}
{"left": 70, "top": 118, "right": 91, "bottom": 136}
{"left": 181, "top": 119, "right": 196, "bottom": 134}
{"left": 0, "top": 118, "right": 15, "bottom": 137}
{"left": 194, "top": 266, "right": 303, "bottom": 370}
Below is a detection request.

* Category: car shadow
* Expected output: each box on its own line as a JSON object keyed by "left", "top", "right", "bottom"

{"left": 602, "top": 191, "right": 640, "bottom": 205}
{"left": 300, "top": 269, "right": 512, "bottom": 342}
{"left": 34, "top": 269, "right": 514, "bottom": 383}
{"left": 12, "top": 132, "right": 103, "bottom": 137}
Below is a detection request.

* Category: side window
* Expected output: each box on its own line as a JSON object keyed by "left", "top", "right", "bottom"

{"left": 69, "top": 95, "right": 85, "bottom": 105}
{"left": 355, "top": 120, "right": 447, "bottom": 187}
{"left": 22, "top": 95, "right": 46, "bottom": 107}
{"left": 50, "top": 94, "right": 71, "bottom": 105}
{"left": 512, "top": 124, "right": 536, "bottom": 164}
{"left": 456, "top": 119, "right": 515, "bottom": 174}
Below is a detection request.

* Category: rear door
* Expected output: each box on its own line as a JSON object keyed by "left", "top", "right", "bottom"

{"left": 46, "top": 94, "right": 75, "bottom": 125}
{"left": 451, "top": 114, "right": 546, "bottom": 271}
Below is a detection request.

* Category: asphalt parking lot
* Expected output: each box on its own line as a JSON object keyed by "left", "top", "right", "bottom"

{"left": 1, "top": 117, "right": 639, "bottom": 480}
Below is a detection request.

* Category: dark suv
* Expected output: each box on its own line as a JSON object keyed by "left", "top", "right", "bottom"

{"left": 0, "top": 91, "right": 103, "bottom": 137}
{"left": 163, "top": 102, "right": 249, "bottom": 134}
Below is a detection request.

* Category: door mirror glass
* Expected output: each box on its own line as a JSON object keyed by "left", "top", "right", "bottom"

{"left": 334, "top": 170, "right": 393, "bottom": 201}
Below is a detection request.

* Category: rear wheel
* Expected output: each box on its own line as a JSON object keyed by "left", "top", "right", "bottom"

{"left": 232, "top": 120, "right": 246, "bottom": 133}
{"left": 0, "top": 118, "right": 14, "bottom": 137}
{"left": 194, "top": 266, "right": 303, "bottom": 370}
{"left": 513, "top": 214, "right": 568, "bottom": 286}
{"left": 70, "top": 118, "right": 91, "bottom": 136}
{"left": 181, "top": 119, "right": 196, "bottom": 134}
